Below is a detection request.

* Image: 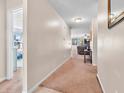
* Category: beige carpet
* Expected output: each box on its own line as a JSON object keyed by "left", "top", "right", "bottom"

{"left": 41, "top": 56, "right": 103, "bottom": 93}
{"left": 34, "top": 87, "right": 62, "bottom": 93}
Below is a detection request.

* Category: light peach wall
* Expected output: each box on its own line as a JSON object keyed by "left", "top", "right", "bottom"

{"left": 0, "top": 0, "right": 6, "bottom": 82}
{"left": 27, "top": 0, "right": 71, "bottom": 91}
{"left": 98, "top": 0, "right": 124, "bottom": 93}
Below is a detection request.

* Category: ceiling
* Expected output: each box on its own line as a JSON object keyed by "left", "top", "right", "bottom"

{"left": 48, "top": 0, "right": 98, "bottom": 37}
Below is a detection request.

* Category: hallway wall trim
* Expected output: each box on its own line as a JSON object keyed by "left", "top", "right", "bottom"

{"left": 28, "top": 56, "right": 71, "bottom": 93}
{"left": 97, "top": 74, "right": 106, "bottom": 93}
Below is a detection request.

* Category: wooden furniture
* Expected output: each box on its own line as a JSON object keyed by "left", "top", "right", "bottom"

{"left": 83, "top": 49, "right": 92, "bottom": 64}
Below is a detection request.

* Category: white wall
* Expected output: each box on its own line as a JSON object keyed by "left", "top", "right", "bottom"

{"left": 26, "top": 0, "right": 71, "bottom": 91}
{"left": 91, "top": 18, "right": 98, "bottom": 65}
{"left": 6, "top": 0, "right": 22, "bottom": 9}
{"left": 0, "top": 0, "right": 6, "bottom": 82}
{"left": 98, "top": 0, "right": 124, "bottom": 93}
{"left": 71, "top": 28, "right": 89, "bottom": 38}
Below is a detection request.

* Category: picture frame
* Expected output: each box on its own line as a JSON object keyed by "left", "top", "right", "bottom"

{"left": 108, "top": 0, "right": 124, "bottom": 28}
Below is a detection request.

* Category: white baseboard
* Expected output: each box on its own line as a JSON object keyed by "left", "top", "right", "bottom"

{"left": 92, "top": 64, "right": 97, "bottom": 66}
{"left": 97, "top": 74, "right": 106, "bottom": 93}
{"left": 28, "top": 56, "right": 71, "bottom": 93}
{"left": 22, "top": 90, "right": 27, "bottom": 93}
{"left": 0, "top": 77, "right": 6, "bottom": 83}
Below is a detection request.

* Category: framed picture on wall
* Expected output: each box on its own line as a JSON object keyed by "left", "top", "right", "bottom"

{"left": 108, "top": 0, "right": 124, "bottom": 28}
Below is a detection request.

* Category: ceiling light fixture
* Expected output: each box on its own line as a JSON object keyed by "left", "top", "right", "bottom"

{"left": 72, "top": 17, "right": 85, "bottom": 23}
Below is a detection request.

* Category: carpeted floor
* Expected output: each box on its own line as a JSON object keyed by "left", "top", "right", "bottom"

{"left": 34, "top": 86, "right": 62, "bottom": 93}
{"left": 0, "top": 69, "right": 22, "bottom": 93}
{"left": 41, "top": 56, "right": 103, "bottom": 93}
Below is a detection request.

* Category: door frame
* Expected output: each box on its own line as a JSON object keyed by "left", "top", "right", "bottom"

{"left": 7, "top": 7, "right": 23, "bottom": 79}
{"left": 7, "top": 8, "right": 14, "bottom": 80}
{"left": 7, "top": 7, "right": 27, "bottom": 93}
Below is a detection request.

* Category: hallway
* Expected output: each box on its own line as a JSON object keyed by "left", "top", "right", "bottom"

{"left": 34, "top": 56, "right": 102, "bottom": 93}
{"left": 0, "top": 0, "right": 124, "bottom": 92}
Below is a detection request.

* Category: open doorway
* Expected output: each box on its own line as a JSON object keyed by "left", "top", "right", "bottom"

{"left": 12, "top": 8, "right": 23, "bottom": 72}
{"left": 6, "top": 7, "right": 24, "bottom": 93}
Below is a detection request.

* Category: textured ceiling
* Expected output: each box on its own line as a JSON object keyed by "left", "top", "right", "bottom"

{"left": 48, "top": 0, "right": 98, "bottom": 34}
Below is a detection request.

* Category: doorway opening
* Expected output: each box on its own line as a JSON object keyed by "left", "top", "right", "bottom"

{"left": 12, "top": 8, "right": 23, "bottom": 72}
{"left": 6, "top": 7, "right": 24, "bottom": 93}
